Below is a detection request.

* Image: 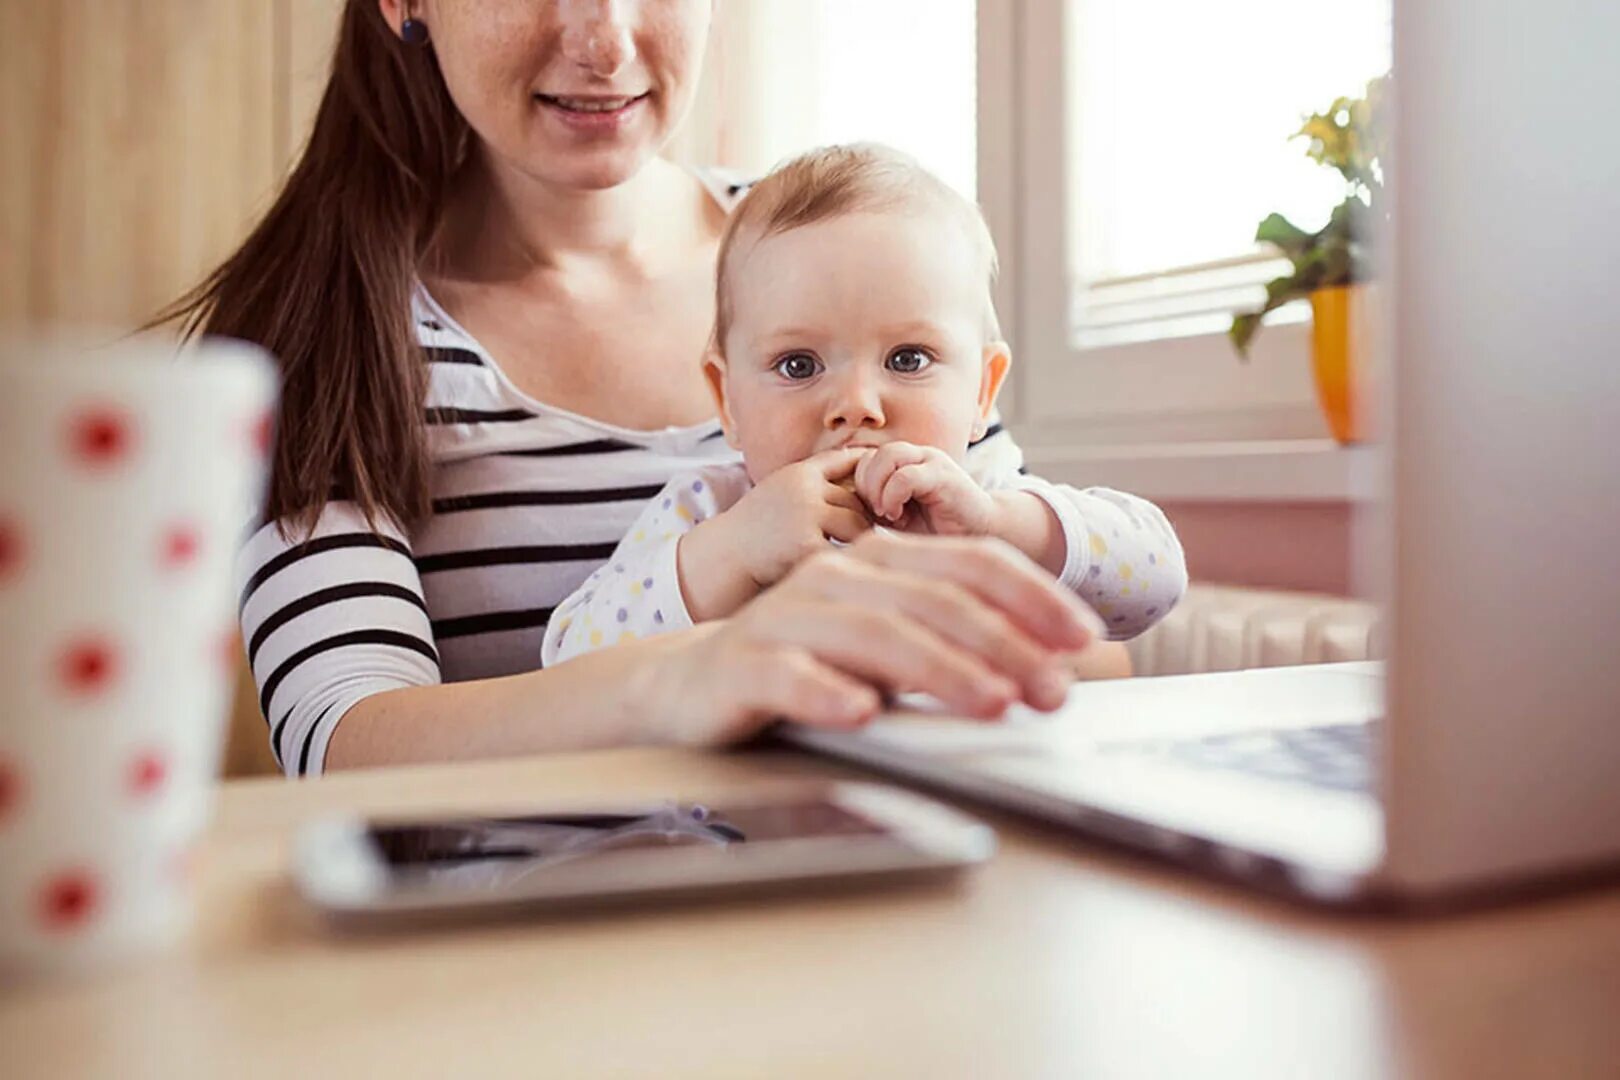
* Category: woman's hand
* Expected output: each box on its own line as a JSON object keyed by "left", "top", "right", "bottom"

{"left": 635, "top": 529, "right": 1104, "bottom": 746}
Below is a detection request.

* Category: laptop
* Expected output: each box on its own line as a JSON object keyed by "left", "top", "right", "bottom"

{"left": 783, "top": 0, "right": 1620, "bottom": 904}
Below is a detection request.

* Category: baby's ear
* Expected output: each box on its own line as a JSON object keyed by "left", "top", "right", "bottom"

{"left": 702, "top": 348, "right": 743, "bottom": 450}
{"left": 972, "top": 343, "right": 1013, "bottom": 439}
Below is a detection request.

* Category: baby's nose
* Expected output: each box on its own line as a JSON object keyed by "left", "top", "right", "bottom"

{"left": 825, "top": 371, "right": 887, "bottom": 430}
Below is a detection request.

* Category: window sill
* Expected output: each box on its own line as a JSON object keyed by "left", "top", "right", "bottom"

{"left": 1022, "top": 439, "right": 1381, "bottom": 503}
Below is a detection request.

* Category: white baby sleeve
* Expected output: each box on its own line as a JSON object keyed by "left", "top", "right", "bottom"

{"left": 1002, "top": 476, "right": 1189, "bottom": 640}
{"left": 966, "top": 432, "right": 1188, "bottom": 640}
{"left": 541, "top": 464, "right": 751, "bottom": 665}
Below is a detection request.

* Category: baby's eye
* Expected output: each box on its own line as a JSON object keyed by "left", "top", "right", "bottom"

{"left": 886, "top": 347, "right": 933, "bottom": 374}
{"left": 773, "top": 353, "right": 822, "bottom": 380}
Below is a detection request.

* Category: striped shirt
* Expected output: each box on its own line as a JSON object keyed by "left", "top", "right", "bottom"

{"left": 235, "top": 169, "right": 1185, "bottom": 777}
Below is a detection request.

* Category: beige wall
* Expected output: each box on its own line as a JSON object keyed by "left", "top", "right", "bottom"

{"left": 1, "top": 0, "right": 342, "bottom": 330}
{"left": 1162, "top": 500, "right": 1359, "bottom": 596}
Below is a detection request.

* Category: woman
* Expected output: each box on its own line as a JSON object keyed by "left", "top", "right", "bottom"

{"left": 163, "top": 0, "right": 1123, "bottom": 777}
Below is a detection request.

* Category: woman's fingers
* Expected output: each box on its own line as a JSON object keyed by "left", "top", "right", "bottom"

{"left": 809, "top": 557, "right": 1073, "bottom": 711}
{"left": 704, "top": 530, "right": 1105, "bottom": 734}
{"left": 656, "top": 627, "right": 881, "bottom": 744}
{"left": 723, "top": 644, "right": 882, "bottom": 731}
{"left": 842, "top": 531, "right": 1101, "bottom": 651}
{"left": 738, "top": 582, "right": 1017, "bottom": 718}
{"left": 741, "top": 597, "right": 1020, "bottom": 719}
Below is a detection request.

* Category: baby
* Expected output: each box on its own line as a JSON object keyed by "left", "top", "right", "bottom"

{"left": 542, "top": 144, "right": 1185, "bottom": 667}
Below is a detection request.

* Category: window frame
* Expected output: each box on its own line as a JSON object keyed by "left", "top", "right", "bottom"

{"left": 976, "top": 0, "right": 1329, "bottom": 451}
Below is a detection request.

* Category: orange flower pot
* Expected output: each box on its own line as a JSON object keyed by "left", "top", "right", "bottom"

{"left": 1307, "top": 284, "right": 1369, "bottom": 444}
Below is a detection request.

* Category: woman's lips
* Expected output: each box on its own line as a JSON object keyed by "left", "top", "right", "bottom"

{"left": 535, "top": 92, "right": 650, "bottom": 135}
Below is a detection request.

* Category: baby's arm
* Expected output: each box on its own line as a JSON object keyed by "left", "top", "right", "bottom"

{"left": 1008, "top": 479, "right": 1187, "bottom": 639}
{"left": 541, "top": 466, "right": 746, "bottom": 666}
{"left": 966, "top": 423, "right": 1188, "bottom": 640}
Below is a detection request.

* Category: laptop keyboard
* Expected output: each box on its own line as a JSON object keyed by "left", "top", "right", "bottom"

{"left": 1107, "top": 720, "right": 1380, "bottom": 793}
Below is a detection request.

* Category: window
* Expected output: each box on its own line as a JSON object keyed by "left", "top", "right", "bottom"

{"left": 1068, "top": 0, "right": 1391, "bottom": 347}
{"left": 684, "top": 0, "right": 977, "bottom": 200}
{"left": 981, "top": 0, "right": 1392, "bottom": 446}
{"left": 814, "top": 0, "right": 978, "bottom": 201}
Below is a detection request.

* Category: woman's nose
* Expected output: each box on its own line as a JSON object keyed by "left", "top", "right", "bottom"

{"left": 560, "top": 0, "right": 636, "bottom": 79}
{"left": 825, "top": 371, "right": 887, "bottom": 432}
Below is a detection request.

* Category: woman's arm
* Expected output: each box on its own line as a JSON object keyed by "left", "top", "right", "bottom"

{"left": 328, "top": 633, "right": 692, "bottom": 768}
{"left": 237, "top": 505, "right": 441, "bottom": 777}
{"left": 327, "top": 530, "right": 1105, "bottom": 770}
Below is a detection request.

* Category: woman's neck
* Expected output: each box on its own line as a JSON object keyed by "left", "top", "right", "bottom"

{"left": 431, "top": 151, "right": 709, "bottom": 285}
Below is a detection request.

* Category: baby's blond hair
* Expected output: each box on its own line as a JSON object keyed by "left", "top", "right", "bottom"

{"left": 712, "top": 143, "right": 1002, "bottom": 354}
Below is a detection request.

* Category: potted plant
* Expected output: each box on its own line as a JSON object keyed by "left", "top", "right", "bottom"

{"left": 1230, "top": 75, "right": 1389, "bottom": 444}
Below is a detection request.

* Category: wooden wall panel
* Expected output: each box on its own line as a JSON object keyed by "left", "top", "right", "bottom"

{"left": 281, "top": 0, "right": 344, "bottom": 165}
{"left": 1, "top": 0, "right": 279, "bottom": 328}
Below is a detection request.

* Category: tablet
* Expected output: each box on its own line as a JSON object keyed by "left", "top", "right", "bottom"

{"left": 293, "top": 781, "right": 995, "bottom": 925}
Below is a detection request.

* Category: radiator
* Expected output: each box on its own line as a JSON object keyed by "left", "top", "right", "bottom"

{"left": 1126, "top": 584, "right": 1382, "bottom": 677}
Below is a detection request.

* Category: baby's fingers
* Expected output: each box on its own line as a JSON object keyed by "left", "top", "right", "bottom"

{"left": 877, "top": 461, "right": 952, "bottom": 521}
{"left": 810, "top": 446, "right": 872, "bottom": 483}
{"left": 854, "top": 443, "right": 927, "bottom": 515}
{"left": 822, "top": 506, "right": 875, "bottom": 544}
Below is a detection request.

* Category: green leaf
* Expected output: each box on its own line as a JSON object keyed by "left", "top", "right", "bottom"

{"left": 1254, "top": 212, "right": 1313, "bottom": 257}
{"left": 1228, "top": 313, "right": 1262, "bottom": 358}
{"left": 1260, "top": 271, "right": 1310, "bottom": 312}
{"left": 1229, "top": 272, "right": 1311, "bottom": 359}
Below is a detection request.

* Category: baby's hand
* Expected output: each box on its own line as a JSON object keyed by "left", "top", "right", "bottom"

{"left": 853, "top": 442, "right": 995, "bottom": 537}
{"left": 723, "top": 447, "right": 876, "bottom": 587}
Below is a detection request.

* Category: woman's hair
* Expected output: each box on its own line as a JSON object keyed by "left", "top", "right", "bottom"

{"left": 151, "top": 1, "right": 468, "bottom": 537}
{"left": 712, "top": 143, "right": 1002, "bottom": 353}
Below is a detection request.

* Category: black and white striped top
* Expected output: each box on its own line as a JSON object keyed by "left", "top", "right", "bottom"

{"left": 234, "top": 170, "right": 1173, "bottom": 777}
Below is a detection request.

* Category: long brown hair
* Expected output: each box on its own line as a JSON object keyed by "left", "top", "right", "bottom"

{"left": 153, "top": 1, "right": 468, "bottom": 536}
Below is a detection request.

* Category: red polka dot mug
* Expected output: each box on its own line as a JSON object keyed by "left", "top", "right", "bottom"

{"left": 0, "top": 331, "right": 275, "bottom": 976}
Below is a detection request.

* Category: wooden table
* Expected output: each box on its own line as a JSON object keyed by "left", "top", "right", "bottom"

{"left": 5, "top": 748, "right": 1619, "bottom": 1079}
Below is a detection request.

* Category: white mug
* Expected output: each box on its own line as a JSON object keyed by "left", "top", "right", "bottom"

{"left": 0, "top": 331, "right": 275, "bottom": 975}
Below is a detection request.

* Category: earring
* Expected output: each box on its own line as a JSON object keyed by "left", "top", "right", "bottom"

{"left": 401, "top": 13, "right": 429, "bottom": 45}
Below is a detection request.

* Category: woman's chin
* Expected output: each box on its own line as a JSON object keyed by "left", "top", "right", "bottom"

{"left": 526, "top": 143, "right": 663, "bottom": 192}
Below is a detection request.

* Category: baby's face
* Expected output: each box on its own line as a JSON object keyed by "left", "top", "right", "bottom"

{"left": 711, "top": 210, "right": 1007, "bottom": 482}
